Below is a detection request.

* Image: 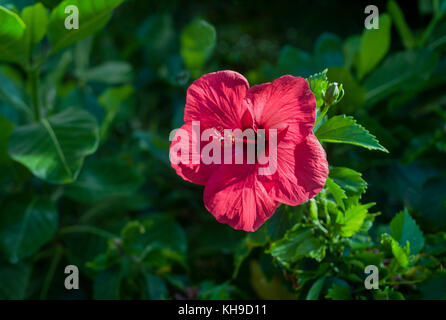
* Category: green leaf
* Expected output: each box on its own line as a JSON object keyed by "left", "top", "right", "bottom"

{"left": 419, "top": 272, "right": 446, "bottom": 300}
{"left": 0, "top": 6, "right": 27, "bottom": 65}
{"left": 381, "top": 234, "right": 410, "bottom": 268}
{"left": 93, "top": 267, "right": 121, "bottom": 300}
{"left": 364, "top": 49, "right": 438, "bottom": 106}
{"left": 0, "top": 69, "right": 31, "bottom": 118}
{"left": 357, "top": 14, "right": 391, "bottom": 79}
{"left": 0, "top": 259, "right": 31, "bottom": 299}
{"left": 343, "top": 35, "right": 360, "bottom": 69}
{"left": 276, "top": 45, "right": 316, "bottom": 77}
{"left": 60, "top": 87, "right": 104, "bottom": 125}
{"left": 76, "top": 61, "right": 133, "bottom": 84}
{"left": 21, "top": 3, "right": 48, "bottom": 49}
{"left": 7, "top": 107, "right": 99, "bottom": 184}
{"left": 306, "top": 277, "right": 325, "bottom": 300}
{"left": 120, "top": 215, "right": 187, "bottom": 266}
{"left": 325, "top": 285, "right": 352, "bottom": 300}
{"left": 390, "top": 209, "right": 425, "bottom": 255}
{"left": 180, "top": 18, "right": 216, "bottom": 72}
{"left": 341, "top": 203, "right": 375, "bottom": 237}
{"left": 64, "top": 157, "right": 143, "bottom": 204}
{"left": 232, "top": 240, "right": 250, "bottom": 278}
{"left": 316, "top": 115, "right": 388, "bottom": 152}
{"left": 198, "top": 281, "right": 234, "bottom": 300}
{"left": 374, "top": 286, "right": 405, "bottom": 300}
{"left": 414, "top": 177, "right": 446, "bottom": 232}
{"left": 387, "top": 0, "right": 415, "bottom": 49}
{"left": 267, "top": 205, "right": 302, "bottom": 241}
{"left": 0, "top": 197, "right": 58, "bottom": 263}
{"left": 314, "top": 33, "right": 344, "bottom": 68}
{"left": 325, "top": 177, "right": 347, "bottom": 209}
{"left": 0, "top": 115, "right": 13, "bottom": 162}
{"left": 145, "top": 273, "right": 168, "bottom": 300}
{"left": 307, "top": 69, "right": 329, "bottom": 109}
{"left": 329, "top": 167, "right": 367, "bottom": 197}
{"left": 269, "top": 227, "right": 325, "bottom": 266}
{"left": 48, "top": 0, "right": 124, "bottom": 53}
{"left": 98, "top": 84, "right": 133, "bottom": 139}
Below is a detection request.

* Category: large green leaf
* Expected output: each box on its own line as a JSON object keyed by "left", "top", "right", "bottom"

{"left": 316, "top": 115, "right": 388, "bottom": 152}
{"left": 21, "top": 3, "right": 48, "bottom": 49}
{"left": 7, "top": 107, "right": 99, "bottom": 184}
{"left": 64, "top": 157, "right": 143, "bottom": 204}
{"left": 357, "top": 14, "right": 391, "bottom": 79}
{"left": 0, "top": 6, "right": 27, "bottom": 65}
{"left": 0, "top": 259, "right": 31, "bottom": 299}
{"left": 0, "top": 197, "right": 58, "bottom": 263}
{"left": 180, "top": 19, "right": 216, "bottom": 72}
{"left": 390, "top": 209, "right": 425, "bottom": 255}
{"left": 48, "top": 0, "right": 124, "bottom": 53}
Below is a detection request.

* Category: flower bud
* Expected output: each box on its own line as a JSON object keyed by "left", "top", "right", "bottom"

{"left": 323, "top": 82, "right": 344, "bottom": 106}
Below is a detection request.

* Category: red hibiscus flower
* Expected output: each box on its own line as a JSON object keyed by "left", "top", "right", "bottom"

{"left": 170, "top": 70, "right": 329, "bottom": 232}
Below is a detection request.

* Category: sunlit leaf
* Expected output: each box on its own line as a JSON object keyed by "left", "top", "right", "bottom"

{"left": 48, "top": 0, "right": 124, "bottom": 53}
{"left": 316, "top": 115, "right": 388, "bottom": 152}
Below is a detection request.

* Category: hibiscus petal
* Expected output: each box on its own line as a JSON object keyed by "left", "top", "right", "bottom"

{"left": 184, "top": 70, "right": 251, "bottom": 130}
{"left": 204, "top": 165, "right": 279, "bottom": 232}
{"left": 259, "top": 134, "right": 329, "bottom": 206}
{"left": 247, "top": 75, "right": 316, "bottom": 144}
{"left": 169, "top": 123, "right": 217, "bottom": 185}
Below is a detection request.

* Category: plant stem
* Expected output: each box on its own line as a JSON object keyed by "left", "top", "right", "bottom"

{"left": 29, "top": 68, "right": 41, "bottom": 121}
{"left": 315, "top": 104, "right": 329, "bottom": 127}
{"left": 40, "top": 245, "right": 63, "bottom": 300}
{"left": 419, "top": 3, "right": 443, "bottom": 47}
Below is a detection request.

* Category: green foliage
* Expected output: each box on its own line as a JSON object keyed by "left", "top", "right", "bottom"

{"left": 390, "top": 209, "right": 425, "bottom": 255}
{"left": 180, "top": 19, "right": 216, "bottom": 75}
{"left": 48, "top": 0, "right": 124, "bottom": 52}
{"left": 0, "top": 6, "right": 27, "bottom": 65}
{"left": 340, "top": 203, "right": 375, "bottom": 237}
{"left": 357, "top": 14, "right": 392, "bottom": 79}
{"left": 0, "top": 197, "right": 58, "bottom": 263}
{"left": 315, "top": 115, "right": 388, "bottom": 152}
{"left": 0, "top": 0, "right": 444, "bottom": 301}
{"left": 21, "top": 3, "right": 48, "bottom": 49}
{"left": 7, "top": 108, "right": 99, "bottom": 184}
